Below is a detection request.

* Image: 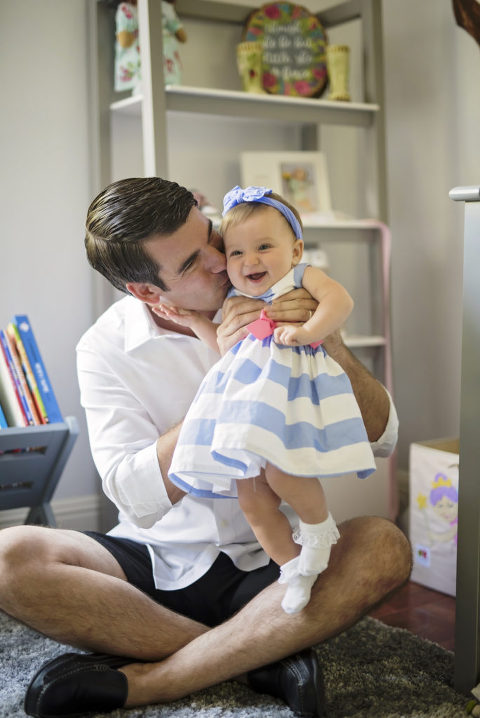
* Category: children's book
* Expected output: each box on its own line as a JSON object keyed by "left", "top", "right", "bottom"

{"left": 0, "top": 333, "right": 27, "bottom": 427}
{"left": 7, "top": 322, "right": 48, "bottom": 424}
{"left": 3, "top": 329, "right": 40, "bottom": 424}
{"left": 13, "top": 315, "right": 63, "bottom": 423}
{"left": 0, "top": 330, "right": 36, "bottom": 425}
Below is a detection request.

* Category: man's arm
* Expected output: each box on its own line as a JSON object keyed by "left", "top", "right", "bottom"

{"left": 155, "top": 422, "right": 187, "bottom": 504}
{"left": 322, "top": 330, "right": 390, "bottom": 442}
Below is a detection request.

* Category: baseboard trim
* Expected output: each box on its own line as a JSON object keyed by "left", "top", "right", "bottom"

{"left": 0, "top": 494, "right": 102, "bottom": 531}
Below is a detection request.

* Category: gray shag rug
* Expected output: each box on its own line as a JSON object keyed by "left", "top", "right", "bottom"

{"left": 0, "top": 609, "right": 469, "bottom": 718}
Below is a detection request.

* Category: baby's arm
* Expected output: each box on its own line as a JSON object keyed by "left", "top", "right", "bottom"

{"left": 152, "top": 303, "right": 220, "bottom": 352}
{"left": 274, "top": 266, "right": 353, "bottom": 346}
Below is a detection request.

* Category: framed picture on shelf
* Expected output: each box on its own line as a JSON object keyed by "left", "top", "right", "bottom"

{"left": 242, "top": 3, "right": 328, "bottom": 97}
{"left": 240, "top": 151, "right": 332, "bottom": 216}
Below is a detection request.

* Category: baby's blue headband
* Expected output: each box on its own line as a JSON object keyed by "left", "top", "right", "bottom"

{"left": 222, "top": 185, "right": 303, "bottom": 240}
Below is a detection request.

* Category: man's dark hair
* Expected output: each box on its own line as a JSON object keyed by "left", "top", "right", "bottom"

{"left": 85, "top": 177, "right": 197, "bottom": 293}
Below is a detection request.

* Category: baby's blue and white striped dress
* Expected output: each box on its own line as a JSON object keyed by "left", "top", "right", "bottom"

{"left": 169, "top": 264, "right": 376, "bottom": 498}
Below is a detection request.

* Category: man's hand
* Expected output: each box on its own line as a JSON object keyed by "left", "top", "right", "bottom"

{"left": 217, "top": 289, "right": 319, "bottom": 355}
{"left": 267, "top": 288, "right": 317, "bottom": 325}
{"left": 217, "top": 296, "right": 264, "bottom": 354}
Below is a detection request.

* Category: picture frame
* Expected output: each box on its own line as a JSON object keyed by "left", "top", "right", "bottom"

{"left": 240, "top": 151, "right": 332, "bottom": 216}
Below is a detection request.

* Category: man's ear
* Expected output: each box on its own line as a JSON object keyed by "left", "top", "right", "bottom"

{"left": 126, "top": 281, "right": 165, "bottom": 306}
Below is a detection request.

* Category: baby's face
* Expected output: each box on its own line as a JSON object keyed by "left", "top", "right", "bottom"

{"left": 224, "top": 206, "right": 303, "bottom": 296}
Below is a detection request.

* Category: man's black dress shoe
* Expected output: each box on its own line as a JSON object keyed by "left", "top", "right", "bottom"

{"left": 25, "top": 647, "right": 325, "bottom": 718}
{"left": 24, "top": 652, "right": 130, "bottom": 718}
{"left": 248, "top": 648, "right": 326, "bottom": 717}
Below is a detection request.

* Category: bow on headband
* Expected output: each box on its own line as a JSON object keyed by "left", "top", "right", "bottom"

{"left": 222, "top": 185, "right": 303, "bottom": 239}
{"left": 223, "top": 185, "right": 272, "bottom": 213}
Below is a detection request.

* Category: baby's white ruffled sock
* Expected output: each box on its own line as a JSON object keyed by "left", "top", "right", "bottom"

{"left": 295, "top": 513, "right": 340, "bottom": 576}
{"left": 278, "top": 556, "right": 317, "bottom": 615}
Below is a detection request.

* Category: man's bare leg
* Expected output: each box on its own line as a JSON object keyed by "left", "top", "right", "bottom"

{"left": 122, "top": 516, "right": 412, "bottom": 706}
{"left": 0, "top": 526, "right": 208, "bottom": 658}
{"left": 3, "top": 518, "right": 411, "bottom": 711}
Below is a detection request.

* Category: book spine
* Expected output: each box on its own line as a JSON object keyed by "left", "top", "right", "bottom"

{"left": 13, "top": 315, "right": 63, "bottom": 423}
{"left": 0, "top": 330, "right": 34, "bottom": 425}
{"left": 0, "top": 334, "right": 27, "bottom": 427}
{"left": 7, "top": 322, "right": 48, "bottom": 424}
{"left": 0, "top": 400, "right": 8, "bottom": 428}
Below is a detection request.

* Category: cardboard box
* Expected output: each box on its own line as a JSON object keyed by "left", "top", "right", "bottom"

{"left": 409, "top": 438, "right": 459, "bottom": 596}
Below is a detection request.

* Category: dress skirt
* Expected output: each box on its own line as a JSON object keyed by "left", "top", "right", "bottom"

{"left": 169, "top": 265, "right": 376, "bottom": 500}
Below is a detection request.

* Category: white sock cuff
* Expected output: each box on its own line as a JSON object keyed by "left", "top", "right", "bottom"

{"left": 278, "top": 556, "right": 300, "bottom": 584}
{"left": 293, "top": 512, "right": 340, "bottom": 548}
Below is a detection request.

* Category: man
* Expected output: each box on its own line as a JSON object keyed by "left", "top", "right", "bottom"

{"left": 0, "top": 178, "right": 411, "bottom": 718}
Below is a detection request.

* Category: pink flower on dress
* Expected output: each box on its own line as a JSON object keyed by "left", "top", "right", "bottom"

{"left": 265, "top": 5, "right": 281, "bottom": 19}
{"left": 121, "top": 4, "right": 133, "bottom": 19}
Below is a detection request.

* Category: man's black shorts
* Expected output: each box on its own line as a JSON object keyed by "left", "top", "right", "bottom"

{"left": 85, "top": 531, "right": 280, "bottom": 627}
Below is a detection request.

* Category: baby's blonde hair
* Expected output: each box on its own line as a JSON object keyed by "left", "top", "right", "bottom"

{"left": 221, "top": 191, "right": 303, "bottom": 240}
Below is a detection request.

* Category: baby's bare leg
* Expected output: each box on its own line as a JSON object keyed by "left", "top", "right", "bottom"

{"left": 266, "top": 465, "right": 340, "bottom": 588}
{"left": 237, "top": 471, "right": 324, "bottom": 615}
{"left": 236, "top": 476, "right": 298, "bottom": 566}
{"left": 265, "top": 465, "right": 328, "bottom": 523}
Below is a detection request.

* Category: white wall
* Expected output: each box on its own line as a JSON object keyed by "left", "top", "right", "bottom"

{"left": 1, "top": 0, "right": 478, "bottom": 522}
{"left": 383, "top": 0, "right": 479, "bottom": 468}
{"left": 0, "top": 1, "right": 99, "bottom": 504}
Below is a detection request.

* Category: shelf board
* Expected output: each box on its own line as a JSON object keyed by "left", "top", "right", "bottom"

{"left": 176, "top": 0, "right": 364, "bottom": 29}
{"left": 344, "top": 335, "right": 386, "bottom": 348}
{"left": 111, "top": 87, "right": 379, "bottom": 128}
{"left": 301, "top": 217, "right": 385, "bottom": 231}
{"left": 176, "top": 0, "right": 257, "bottom": 23}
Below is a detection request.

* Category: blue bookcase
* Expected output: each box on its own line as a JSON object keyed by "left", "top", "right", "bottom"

{"left": 0, "top": 416, "right": 78, "bottom": 526}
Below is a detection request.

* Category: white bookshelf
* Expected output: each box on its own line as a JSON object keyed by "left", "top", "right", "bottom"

{"left": 89, "top": 0, "right": 397, "bottom": 520}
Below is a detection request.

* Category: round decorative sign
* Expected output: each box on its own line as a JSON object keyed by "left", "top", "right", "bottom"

{"left": 243, "top": 2, "right": 327, "bottom": 97}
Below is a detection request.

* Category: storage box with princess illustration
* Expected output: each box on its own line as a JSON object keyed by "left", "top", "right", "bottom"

{"left": 409, "top": 438, "right": 459, "bottom": 596}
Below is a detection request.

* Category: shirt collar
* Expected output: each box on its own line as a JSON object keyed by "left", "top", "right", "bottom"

{"left": 124, "top": 297, "right": 165, "bottom": 352}
{"left": 123, "top": 295, "right": 222, "bottom": 352}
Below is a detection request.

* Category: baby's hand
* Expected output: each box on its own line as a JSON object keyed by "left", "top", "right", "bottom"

{"left": 274, "top": 324, "right": 315, "bottom": 346}
{"left": 151, "top": 302, "right": 198, "bottom": 328}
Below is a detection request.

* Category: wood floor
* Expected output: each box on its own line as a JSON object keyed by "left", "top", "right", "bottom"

{"left": 368, "top": 580, "right": 456, "bottom": 652}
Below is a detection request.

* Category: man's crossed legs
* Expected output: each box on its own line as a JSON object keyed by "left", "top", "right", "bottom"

{"left": 0, "top": 517, "right": 411, "bottom": 717}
